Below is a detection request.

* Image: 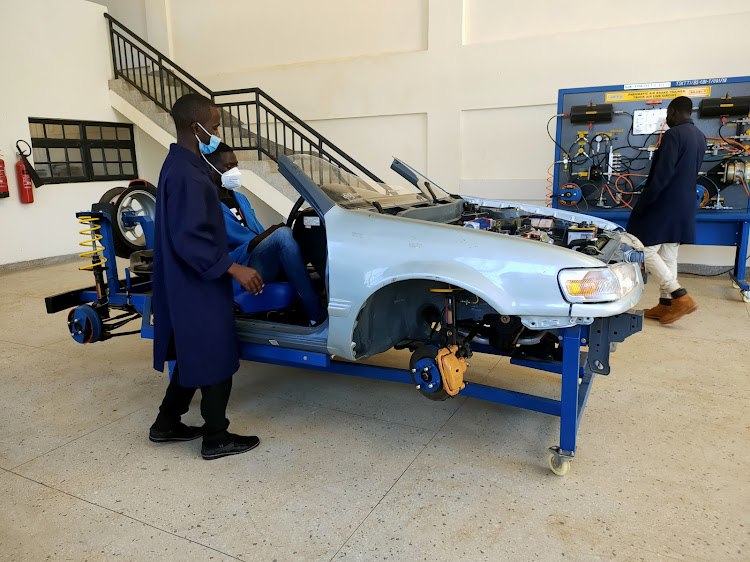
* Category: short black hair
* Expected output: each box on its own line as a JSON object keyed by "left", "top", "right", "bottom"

{"left": 668, "top": 96, "right": 693, "bottom": 116}
{"left": 170, "top": 93, "right": 215, "bottom": 130}
{"left": 205, "top": 142, "right": 234, "bottom": 165}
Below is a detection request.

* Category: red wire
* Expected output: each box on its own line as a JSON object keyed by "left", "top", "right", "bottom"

{"left": 656, "top": 121, "right": 667, "bottom": 147}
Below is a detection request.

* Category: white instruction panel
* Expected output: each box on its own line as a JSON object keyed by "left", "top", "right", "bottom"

{"left": 633, "top": 108, "right": 668, "bottom": 135}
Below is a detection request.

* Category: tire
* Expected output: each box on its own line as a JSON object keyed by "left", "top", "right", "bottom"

{"left": 112, "top": 182, "right": 157, "bottom": 258}
{"left": 99, "top": 187, "right": 125, "bottom": 205}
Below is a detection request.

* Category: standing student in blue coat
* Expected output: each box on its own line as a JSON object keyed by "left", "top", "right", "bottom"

{"left": 149, "top": 93, "right": 264, "bottom": 460}
{"left": 203, "top": 143, "right": 327, "bottom": 326}
{"left": 627, "top": 96, "right": 707, "bottom": 325}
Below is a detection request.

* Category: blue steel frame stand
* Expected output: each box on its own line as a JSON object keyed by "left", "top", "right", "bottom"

{"left": 236, "top": 325, "right": 593, "bottom": 474}
{"left": 48, "top": 211, "right": 600, "bottom": 474}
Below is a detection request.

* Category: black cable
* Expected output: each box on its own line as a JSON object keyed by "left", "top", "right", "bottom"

{"left": 683, "top": 269, "right": 734, "bottom": 277}
{"left": 547, "top": 115, "right": 567, "bottom": 155}
{"left": 719, "top": 120, "right": 731, "bottom": 144}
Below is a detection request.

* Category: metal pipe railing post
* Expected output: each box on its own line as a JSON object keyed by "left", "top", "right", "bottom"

{"left": 158, "top": 56, "right": 166, "bottom": 110}
{"left": 108, "top": 18, "right": 118, "bottom": 79}
{"left": 255, "top": 92, "right": 262, "bottom": 161}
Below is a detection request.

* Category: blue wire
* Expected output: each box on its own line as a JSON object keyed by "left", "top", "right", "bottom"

{"left": 697, "top": 175, "right": 721, "bottom": 195}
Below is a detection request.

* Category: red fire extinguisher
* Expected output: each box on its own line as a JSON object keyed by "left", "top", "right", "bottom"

{"left": 16, "top": 140, "right": 34, "bottom": 204}
{"left": 0, "top": 152, "right": 9, "bottom": 199}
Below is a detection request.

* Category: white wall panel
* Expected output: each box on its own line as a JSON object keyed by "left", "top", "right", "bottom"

{"left": 464, "top": 0, "right": 748, "bottom": 44}
{"left": 306, "top": 114, "right": 427, "bottom": 187}
{"left": 171, "top": 0, "right": 428, "bottom": 77}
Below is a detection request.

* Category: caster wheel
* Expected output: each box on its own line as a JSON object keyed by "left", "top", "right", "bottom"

{"left": 548, "top": 452, "right": 571, "bottom": 476}
{"left": 732, "top": 280, "right": 740, "bottom": 289}
{"left": 742, "top": 291, "right": 750, "bottom": 304}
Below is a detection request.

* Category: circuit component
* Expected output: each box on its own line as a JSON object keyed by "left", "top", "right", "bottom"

{"left": 569, "top": 104, "right": 614, "bottom": 124}
{"left": 698, "top": 96, "right": 750, "bottom": 118}
{"left": 588, "top": 165, "right": 603, "bottom": 181}
{"left": 566, "top": 224, "right": 597, "bottom": 246}
{"left": 723, "top": 161, "right": 747, "bottom": 184}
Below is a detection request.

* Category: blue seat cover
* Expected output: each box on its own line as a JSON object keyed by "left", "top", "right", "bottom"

{"left": 233, "top": 281, "right": 298, "bottom": 313}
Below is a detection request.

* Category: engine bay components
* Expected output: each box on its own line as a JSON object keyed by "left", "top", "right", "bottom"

{"left": 457, "top": 203, "right": 607, "bottom": 254}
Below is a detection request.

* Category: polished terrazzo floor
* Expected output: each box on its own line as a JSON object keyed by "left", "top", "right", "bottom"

{"left": 0, "top": 261, "right": 747, "bottom": 561}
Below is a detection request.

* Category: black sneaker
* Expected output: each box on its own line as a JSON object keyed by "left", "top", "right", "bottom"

{"left": 201, "top": 433, "right": 260, "bottom": 460}
{"left": 149, "top": 423, "right": 203, "bottom": 443}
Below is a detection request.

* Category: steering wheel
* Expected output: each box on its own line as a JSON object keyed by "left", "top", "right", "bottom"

{"left": 286, "top": 196, "right": 306, "bottom": 228}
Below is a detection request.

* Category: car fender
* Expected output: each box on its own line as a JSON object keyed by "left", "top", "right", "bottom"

{"left": 322, "top": 206, "right": 607, "bottom": 358}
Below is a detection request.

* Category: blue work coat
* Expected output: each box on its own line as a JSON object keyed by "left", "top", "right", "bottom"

{"left": 627, "top": 118, "right": 706, "bottom": 247}
{"left": 220, "top": 190, "right": 265, "bottom": 263}
{"left": 152, "top": 144, "right": 240, "bottom": 387}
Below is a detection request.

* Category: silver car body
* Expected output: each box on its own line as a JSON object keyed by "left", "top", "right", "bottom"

{"left": 275, "top": 156, "right": 644, "bottom": 361}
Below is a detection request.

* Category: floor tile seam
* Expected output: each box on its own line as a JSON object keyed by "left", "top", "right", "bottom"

{"left": 327, "top": 397, "right": 469, "bottom": 561}
{"left": 4, "top": 470, "right": 244, "bottom": 561}
{"left": 251, "top": 387, "right": 456, "bottom": 432}
{"left": 8, "top": 405, "right": 150, "bottom": 472}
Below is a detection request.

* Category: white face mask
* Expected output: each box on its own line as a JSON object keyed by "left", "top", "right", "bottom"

{"left": 220, "top": 167, "right": 243, "bottom": 190}
{"left": 203, "top": 155, "right": 243, "bottom": 190}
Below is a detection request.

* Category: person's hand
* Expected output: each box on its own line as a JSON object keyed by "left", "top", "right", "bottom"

{"left": 228, "top": 263, "right": 264, "bottom": 295}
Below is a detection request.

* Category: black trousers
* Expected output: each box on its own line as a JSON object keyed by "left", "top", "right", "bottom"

{"left": 152, "top": 364, "right": 232, "bottom": 446}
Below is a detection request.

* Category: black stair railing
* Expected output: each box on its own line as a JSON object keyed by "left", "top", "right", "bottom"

{"left": 105, "top": 13, "right": 383, "bottom": 183}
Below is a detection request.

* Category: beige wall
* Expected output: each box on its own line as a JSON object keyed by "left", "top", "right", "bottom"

{"left": 90, "top": 0, "right": 148, "bottom": 38}
{"left": 0, "top": 0, "right": 161, "bottom": 266}
{"left": 171, "top": 0, "right": 428, "bottom": 77}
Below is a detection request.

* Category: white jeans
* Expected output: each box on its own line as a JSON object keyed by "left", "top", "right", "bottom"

{"left": 643, "top": 243, "right": 681, "bottom": 298}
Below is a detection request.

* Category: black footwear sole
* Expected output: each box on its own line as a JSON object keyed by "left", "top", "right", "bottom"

{"left": 201, "top": 439, "right": 260, "bottom": 460}
{"left": 149, "top": 433, "right": 202, "bottom": 443}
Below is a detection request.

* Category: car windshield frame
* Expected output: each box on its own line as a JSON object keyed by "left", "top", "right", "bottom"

{"left": 287, "top": 155, "right": 432, "bottom": 211}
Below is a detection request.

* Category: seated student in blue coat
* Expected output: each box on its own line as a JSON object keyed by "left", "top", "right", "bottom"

{"left": 203, "top": 142, "right": 327, "bottom": 326}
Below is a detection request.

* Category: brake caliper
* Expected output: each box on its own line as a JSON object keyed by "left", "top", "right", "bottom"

{"left": 436, "top": 345, "right": 467, "bottom": 396}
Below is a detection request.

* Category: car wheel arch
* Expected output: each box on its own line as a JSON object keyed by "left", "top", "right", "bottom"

{"left": 349, "top": 276, "right": 510, "bottom": 359}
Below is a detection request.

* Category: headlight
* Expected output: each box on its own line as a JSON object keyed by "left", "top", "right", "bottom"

{"left": 558, "top": 263, "right": 639, "bottom": 303}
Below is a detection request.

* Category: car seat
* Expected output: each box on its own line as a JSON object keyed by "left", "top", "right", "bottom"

{"left": 232, "top": 280, "right": 299, "bottom": 314}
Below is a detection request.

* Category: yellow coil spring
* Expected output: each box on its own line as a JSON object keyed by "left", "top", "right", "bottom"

{"left": 78, "top": 216, "right": 107, "bottom": 271}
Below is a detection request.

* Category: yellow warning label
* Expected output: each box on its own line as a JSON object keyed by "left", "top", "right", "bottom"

{"left": 605, "top": 86, "right": 711, "bottom": 103}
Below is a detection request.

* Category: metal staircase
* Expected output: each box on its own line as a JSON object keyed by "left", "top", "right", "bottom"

{"left": 104, "top": 13, "right": 383, "bottom": 211}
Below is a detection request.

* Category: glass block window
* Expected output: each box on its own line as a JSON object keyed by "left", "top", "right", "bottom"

{"left": 28, "top": 118, "right": 138, "bottom": 183}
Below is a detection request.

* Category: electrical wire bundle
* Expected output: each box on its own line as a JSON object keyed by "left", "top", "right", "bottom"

{"left": 547, "top": 111, "right": 750, "bottom": 210}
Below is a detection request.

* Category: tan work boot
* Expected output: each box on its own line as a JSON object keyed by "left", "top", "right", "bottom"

{"left": 659, "top": 293, "right": 698, "bottom": 325}
{"left": 644, "top": 298, "right": 671, "bottom": 320}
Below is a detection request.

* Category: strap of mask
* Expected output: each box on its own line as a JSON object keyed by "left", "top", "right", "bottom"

{"left": 201, "top": 153, "right": 222, "bottom": 176}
